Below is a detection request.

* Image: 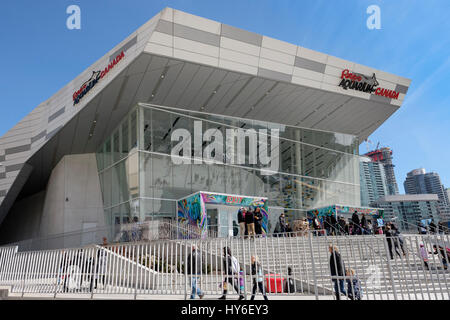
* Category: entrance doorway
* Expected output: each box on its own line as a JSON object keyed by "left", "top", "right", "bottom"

{"left": 206, "top": 205, "right": 239, "bottom": 238}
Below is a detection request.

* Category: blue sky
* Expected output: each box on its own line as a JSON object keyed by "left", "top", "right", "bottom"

{"left": 0, "top": 0, "right": 449, "bottom": 192}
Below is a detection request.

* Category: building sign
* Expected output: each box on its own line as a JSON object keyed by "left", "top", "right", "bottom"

{"left": 72, "top": 51, "right": 125, "bottom": 105}
{"left": 338, "top": 69, "right": 399, "bottom": 100}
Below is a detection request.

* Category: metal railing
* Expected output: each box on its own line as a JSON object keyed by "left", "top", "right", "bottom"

{"left": 1, "top": 220, "right": 218, "bottom": 252}
{"left": 0, "top": 231, "right": 449, "bottom": 300}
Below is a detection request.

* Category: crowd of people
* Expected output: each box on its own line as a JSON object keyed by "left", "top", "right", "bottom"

{"left": 236, "top": 207, "right": 264, "bottom": 237}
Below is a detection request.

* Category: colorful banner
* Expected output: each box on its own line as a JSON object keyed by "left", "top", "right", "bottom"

{"left": 177, "top": 192, "right": 269, "bottom": 237}
{"left": 307, "top": 205, "right": 384, "bottom": 218}
{"left": 177, "top": 193, "right": 207, "bottom": 238}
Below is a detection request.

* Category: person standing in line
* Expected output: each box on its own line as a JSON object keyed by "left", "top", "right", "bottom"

{"left": 254, "top": 207, "right": 263, "bottom": 236}
{"left": 338, "top": 216, "right": 346, "bottom": 235}
{"left": 187, "top": 245, "right": 204, "bottom": 299}
{"left": 246, "top": 208, "right": 256, "bottom": 238}
{"left": 219, "top": 247, "right": 244, "bottom": 300}
{"left": 329, "top": 245, "right": 346, "bottom": 300}
{"left": 250, "top": 255, "right": 268, "bottom": 300}
{"left": 419, "top": 244, "right": 430, "bottom": 270}
{"left": 351, "top": 211, "right": 360, "bottom": 235}
{"left": 237, "top": 208, "right": 246, "bottom": 237}
{"left": 330, "top": 214, "right": 338, "bottom": 236}
{"left": 312, "top": 214, "right": 321, "bottom": 236}
{"left": 279, "top": 213, "right": 287, "bottom": 234}
{"left": 360, "top": 214, "right": 368, "bottom": 235}
{"left": 429, "top": 219, "right": 437, "bottom": 234}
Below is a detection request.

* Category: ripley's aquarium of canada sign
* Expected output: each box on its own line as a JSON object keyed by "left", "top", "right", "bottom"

{"left": 338, "top": 69, "right": 400, "bottom": 100}
{"left": 72, "top": 51, "right": 125, "bottom": 105}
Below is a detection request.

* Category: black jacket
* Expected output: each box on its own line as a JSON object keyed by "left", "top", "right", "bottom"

{"left": 237, "top": 210, "right": 245, "bottom": 223}
{"left": 187, "top": 250, "right": 202, "bottom": 275}
{"left": 254, "top": 210, "right": 263, "bottom": 225}
{"left": 245, "top": 210, "right": 255, "bottom": 224}
{"left": 223, "top": 255, "right": 235, "bottom": 275}
{"left": 361, "top": 216, "right": 368, "bottom": 229}
{"left": 351, "top": 213, "right": 360, "bottom": 226}
{"left": 329, "top": 251, "right": 345, "bottom": 277}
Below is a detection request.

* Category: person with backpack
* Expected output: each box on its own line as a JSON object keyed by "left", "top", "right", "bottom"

{"left": 250, "top": 255, "right": 268, "bottom": 300}
{"left": 187, "top": 245, "right": 204, "bottom": 299}
{"left": 329, "top": 245, "right": 346, "bottom": 300}
{"left": 219, "top": 247, "right": 244, "bottom": 300}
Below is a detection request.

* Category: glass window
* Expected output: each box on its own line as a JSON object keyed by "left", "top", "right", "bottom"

{"left": 104, "top": 138, "right": 112, "bottom": 168}
{"left": 121, "top": 119, "right": 129, "bottom": 158}
{"left": 130, "top": 109, "right": 137, "bottom": 151}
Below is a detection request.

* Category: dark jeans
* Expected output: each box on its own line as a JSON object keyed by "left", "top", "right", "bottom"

{"left": 90, "top": 275, "right": 105, "bottom": 291}
{"left": 223, "top": 276, "right": 240, "bottom": 294}
{"left": 388, "top": 242, "right": 402, "bottom": 259}
{"left": 332, "top": 279, "right": 346, "bottom": 300}
{"left": 250, "top": 281, "right": 268, "bottom": 300}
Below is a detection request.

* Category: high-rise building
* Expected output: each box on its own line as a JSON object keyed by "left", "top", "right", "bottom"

{"left": 373, "top": 194, "right": 441, "bottom": 231}
{"left": 404, "top": 169, "right": 450, "bottom": 221}
{"left": 359, "top": 156, "right": 388, "bottom": 207}
{"left": 364, "top": 147, "right": 399, "bottom": 195}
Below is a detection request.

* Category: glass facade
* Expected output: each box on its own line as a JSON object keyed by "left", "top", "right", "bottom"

{"left": 96, "top": 104, "right": 360, "bottom": 232}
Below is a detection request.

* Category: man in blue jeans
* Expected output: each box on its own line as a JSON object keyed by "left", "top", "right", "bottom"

{"left": 329, "top": 245, "right": 347, "bottom": 300}
{"left": 187, "top": 245, "right": 204, "bottom": 299}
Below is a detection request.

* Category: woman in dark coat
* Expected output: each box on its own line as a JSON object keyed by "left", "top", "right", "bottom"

{"left": 254, "top": 207, "right": 263, "bottom": 236}
{"left": 329, "top": 245, "right": 346, "bottom": 300}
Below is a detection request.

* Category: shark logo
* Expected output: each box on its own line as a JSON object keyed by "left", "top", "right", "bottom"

{"left": 338, "top": 69, "right": 399, "bottom": 99}
{"left": 354, "top": 72, "right": 379, "bottom": 88}
{"left": 72, "top": 51, "right": 125, "bottom": 106}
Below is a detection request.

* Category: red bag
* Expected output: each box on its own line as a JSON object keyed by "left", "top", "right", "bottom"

{"left": 265, "top": 274, "right": 284, "bottom": 293}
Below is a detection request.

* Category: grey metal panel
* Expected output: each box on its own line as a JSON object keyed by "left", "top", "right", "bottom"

{"left": 48, "top": 106, "right": 65, "bottom": 122}
{"left": 0, "top": 155, "right": 4, "bottom": 162}
{"left": 109, "top": 36, "right": 137, "bottom": 61}
{"left": 395, "top": 84, "right": 408, "bottom": 94}
{"left": 5, "top": 163, "right": 23, "bottom": 172}
{"left": 155, "top": 19, "right": 173, "bottom": 35}
{"left": 221, "top": 24, "right": 262, "bottom": 46}
{"left": 258, "top": 68, "right": 292, "bottom": 83}
{"left": 294, "top": 56, "right": 326, "bottom": 73}
{"left": 369, "top": 94, "right": 391, "bottom": 104}
{"left": 46, "top": 126, "right": 62, "bottom": 140}
{"left": 31, "top": 130, "right": 47, "bottom": 143}
{"left": 0, "top": 190, "right": 5, "bottom": 197}
{"left": 0, "top": 173, "right": 5, "bottom": 179}
{"left": 173, "top": 23, "right": 220, "bottom": 47}
{"left": 5, "top": 144, "right": 31, "bottom": 155}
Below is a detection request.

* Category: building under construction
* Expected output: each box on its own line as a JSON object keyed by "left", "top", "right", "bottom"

{"left": 364, "top": 147, "right": 399, "bottom": 195}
